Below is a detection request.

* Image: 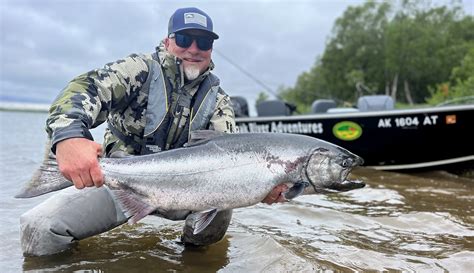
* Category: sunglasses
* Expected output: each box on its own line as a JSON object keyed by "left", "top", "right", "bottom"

{"left": 169, "top": 32, "right": 214, "bottom": 51}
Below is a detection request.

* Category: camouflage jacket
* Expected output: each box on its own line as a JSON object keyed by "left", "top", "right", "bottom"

{"left": 46, "top": 42, "right": 235, "bottom": 155}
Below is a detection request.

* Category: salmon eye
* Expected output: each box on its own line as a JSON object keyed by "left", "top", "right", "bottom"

{"left": 341, "top": 158, "right": 353, "bottom": 168}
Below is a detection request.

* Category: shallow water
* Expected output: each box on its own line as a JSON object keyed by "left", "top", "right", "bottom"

{"left": 1, "top": 111, "right": 473, "bottom": 272}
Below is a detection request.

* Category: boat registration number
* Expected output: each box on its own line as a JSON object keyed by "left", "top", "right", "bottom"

{"left": 378, "top": 115, "right": 439, "bottom": 128}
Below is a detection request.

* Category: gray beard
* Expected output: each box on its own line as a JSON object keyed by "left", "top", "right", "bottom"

{"left": 184, "top": 65, "right": 201, "bottom": 81}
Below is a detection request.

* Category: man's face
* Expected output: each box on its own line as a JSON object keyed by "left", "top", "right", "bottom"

{"left": 165, "top": 29, "right": 213, "bottom": 80}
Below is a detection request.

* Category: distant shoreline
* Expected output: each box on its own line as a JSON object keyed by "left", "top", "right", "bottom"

{"left": 0, "top": 102, "right": 49, "bottom": 113}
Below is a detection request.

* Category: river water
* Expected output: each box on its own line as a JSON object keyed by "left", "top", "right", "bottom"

{"left": 0, "top": 111, "right": 472, "bottom": 272}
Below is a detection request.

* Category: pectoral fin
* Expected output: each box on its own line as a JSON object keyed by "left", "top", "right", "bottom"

{"left": 191, "top": 208, "right": 218, "bottom": 235}
{"left": 112, "top": 187, "right": 156, "bottom": 224}
{"left": 283, "top": 181, "right": 310, "bottom": 200}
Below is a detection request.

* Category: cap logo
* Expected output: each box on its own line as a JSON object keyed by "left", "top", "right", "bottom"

{"left": 184, "top": 12, "right": 207, "bottom": 27}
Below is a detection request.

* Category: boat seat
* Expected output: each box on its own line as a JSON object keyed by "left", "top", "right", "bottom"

{"left": 230, "top": 96, "right": 249, "bottom": 117}
{"left": 357, "top": 95, "right": 394, "bottom": 111}
{"left": 256, "top": 100, "right": 293, "bottom": 117}
{"left": 311, "top": 99, "right": 337, "bottom": 113}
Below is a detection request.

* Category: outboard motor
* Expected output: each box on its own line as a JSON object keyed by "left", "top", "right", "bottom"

{"left": 230, "top": 96, "right": 249, "bottom": 117}
{"left": 256, "top": 100, "right": 295, "bottom": 117}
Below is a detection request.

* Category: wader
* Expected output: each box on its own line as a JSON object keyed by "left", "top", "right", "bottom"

{"left": 20, "top": 55, "right": 232, "bottom": 256}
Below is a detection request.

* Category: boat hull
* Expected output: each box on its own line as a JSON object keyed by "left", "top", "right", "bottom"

{"left": 235, "top": 105, "right": 474, "bottom": 171}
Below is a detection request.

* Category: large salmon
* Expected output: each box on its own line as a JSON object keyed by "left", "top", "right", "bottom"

{"left": 16, "top": 131, "right": 365, "bottom": 234}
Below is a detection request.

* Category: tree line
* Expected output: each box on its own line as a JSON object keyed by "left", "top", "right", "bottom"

{"left": 276, "top": 0, "right": 474, "bottom": 113}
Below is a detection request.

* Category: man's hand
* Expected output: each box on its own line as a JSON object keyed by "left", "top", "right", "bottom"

{"left": 262, "top": 184, "right": 289, "bottom": 205}
{"left": 55, "top": 138, "right": 104, "bottom": 189}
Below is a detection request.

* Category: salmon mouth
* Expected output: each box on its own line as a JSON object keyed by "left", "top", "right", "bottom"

{"left": 328, "top": 180, "right": 365, "bottom": 192}
{"left": 311, "top": 179, "right": 365, "bottom": 194}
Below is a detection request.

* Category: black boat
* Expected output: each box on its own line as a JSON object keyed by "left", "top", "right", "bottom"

{"left": 231, "top": 95, "right": 474, "bottom": 171}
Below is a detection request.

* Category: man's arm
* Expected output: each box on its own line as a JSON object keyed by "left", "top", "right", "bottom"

{"left": 47, "top": 54, "right": 150, "bottom": 188}
{"left": 208, "top": 91, "right": 236, "bottom": 133}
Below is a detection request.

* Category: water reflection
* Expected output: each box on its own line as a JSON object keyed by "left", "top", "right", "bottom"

{"left": 23, "top": 222, "right": 231, "bottom": 272}
{"left": 230, "top": 168, "right": 473, "bottom": 272}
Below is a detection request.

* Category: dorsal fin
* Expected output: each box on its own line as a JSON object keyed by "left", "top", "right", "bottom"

{"left": 185, "top": 130, "right": 226, "bottom": 147}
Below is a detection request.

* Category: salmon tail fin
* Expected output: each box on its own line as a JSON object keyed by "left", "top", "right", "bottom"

{"left": 111, "top": 185, "right": 156, "bottom": 224}
{"left": 15, "top": 141, "right": 73, "bottom": 198}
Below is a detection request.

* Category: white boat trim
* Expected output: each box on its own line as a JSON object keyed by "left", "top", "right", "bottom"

{"left": 367, "top": 155, "right": 474, "bottom": 170}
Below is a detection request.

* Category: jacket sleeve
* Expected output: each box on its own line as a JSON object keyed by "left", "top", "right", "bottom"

{"left": 46, "top": 54, "right": 149, "bottom": 152}
{"left": 208, "top": 88, "right": 236, "bottom": 133}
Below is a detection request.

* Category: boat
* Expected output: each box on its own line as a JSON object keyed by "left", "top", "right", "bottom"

{"left": 230, "top": 95, "right": 474, "bottom": 172}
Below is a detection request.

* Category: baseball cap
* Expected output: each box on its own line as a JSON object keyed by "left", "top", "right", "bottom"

{"left": 168, "top": 7, "right": 219, "bottom": 39}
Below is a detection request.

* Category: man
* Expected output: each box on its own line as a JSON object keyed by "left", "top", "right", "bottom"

{"left": 20, "top": 7, "right": 287, "bottom": 256}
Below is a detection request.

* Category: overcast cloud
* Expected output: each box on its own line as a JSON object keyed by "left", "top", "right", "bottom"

{"left": 1, "top": 0, "right": 473, "bottom": 111}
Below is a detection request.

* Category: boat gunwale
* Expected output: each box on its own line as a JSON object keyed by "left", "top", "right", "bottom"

{"left": 235, "top": 104, "right": 474, "bottom": 122}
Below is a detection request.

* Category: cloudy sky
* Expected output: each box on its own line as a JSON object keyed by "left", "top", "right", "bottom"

{"left": 1, "top": 0, "right": 473, "bottom": 112}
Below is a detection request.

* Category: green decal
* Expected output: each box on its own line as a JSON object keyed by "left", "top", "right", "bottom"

{"left": 333, "top": 121, "right": 362, "bottom": 141}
